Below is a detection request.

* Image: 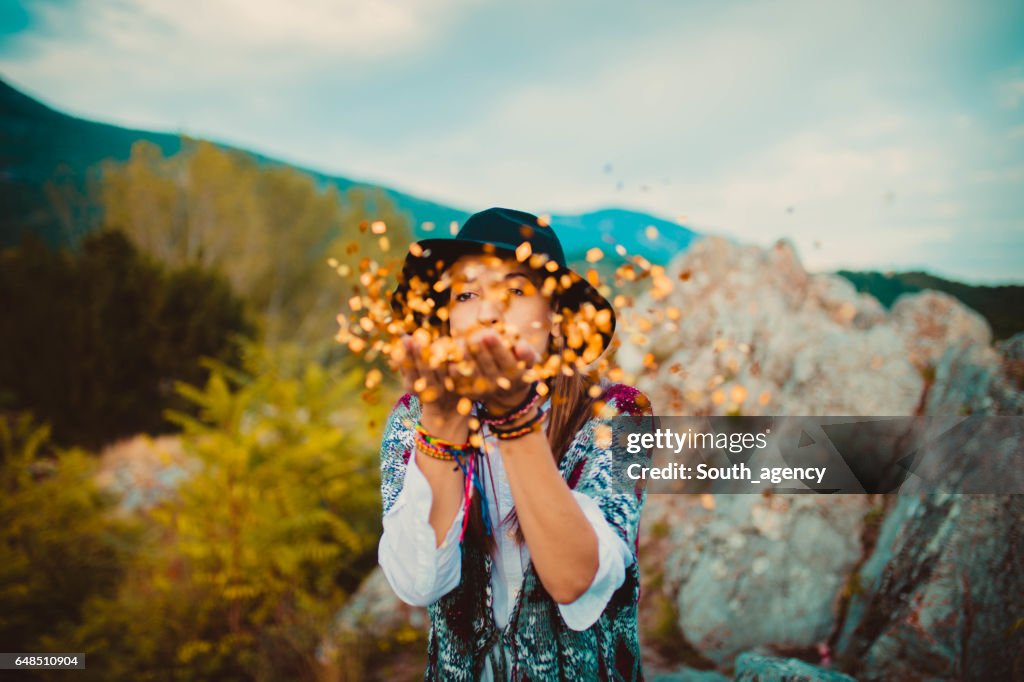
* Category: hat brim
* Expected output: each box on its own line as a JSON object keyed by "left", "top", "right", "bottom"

{"left": 391, "top": 237, "right": 616, "bottom": 356}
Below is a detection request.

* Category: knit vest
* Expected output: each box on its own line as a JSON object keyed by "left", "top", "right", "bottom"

{"left": 379, "top": 383, "right": 652, "bottom": 682}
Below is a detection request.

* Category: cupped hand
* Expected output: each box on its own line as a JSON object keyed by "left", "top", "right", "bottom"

{"left": 389, "top": 331, "right": 462, "bottom": 416}
{"left": 459, "top": 328, "right": 541, "bottom": 414}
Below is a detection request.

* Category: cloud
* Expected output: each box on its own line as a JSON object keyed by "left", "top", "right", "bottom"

{"left": 1, "top": 0, "right": 1021, "bottom": 282}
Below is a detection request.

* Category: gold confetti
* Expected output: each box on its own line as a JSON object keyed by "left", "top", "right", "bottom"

{"left": 700, "top": 494, "right": 715, "bottom": 510}
{"left": 450, "top": 221, "right": 459, "bottom": 236}
{"left": 586, "top": 247, "right": 604, "bottom": 263}
{"left": 515, "top": 241, "right": 532, "bottom": 262}
{"left": 365, "top": 368, "right": 382, "bottom": 389}
{"left": 730, "top": 385, "right": 748, "bottom": 404}
{"left": 645, "top": 226, "right": 659, "bottom": 241}
{"left": 371, "top": 221, "right": 387, "bottom": 234}
{"left": 379, "top": 236, "right": 390, "bottom": 252}
{"left": 594, "top": 424, "right": 613, "bottom": 449}
{"left": 348, "top": 295, "right": 363, "bottom": 312}
{"left": 457, "top": 397, "right": 473, "bottom": 416}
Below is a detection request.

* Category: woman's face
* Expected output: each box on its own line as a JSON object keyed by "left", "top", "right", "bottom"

{"left": 446, "top": 253, "right": 554, "bottom": 360}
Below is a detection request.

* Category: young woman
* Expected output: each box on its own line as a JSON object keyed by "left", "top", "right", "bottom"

{"left": 378, "top": 207, "right": 652, "bottom": 680}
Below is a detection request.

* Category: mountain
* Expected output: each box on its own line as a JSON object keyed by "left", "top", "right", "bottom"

{"left": 2, "top": 78, "right": 1017, "bottom": 338}
{"left": 0, "top": 78, "right": 469, "bottom": 248}
{"left": 0, "top": 77, "right": 699, "bottom": 268}
{"left": 548, "top": 208, "right": 697, "bottom": 265}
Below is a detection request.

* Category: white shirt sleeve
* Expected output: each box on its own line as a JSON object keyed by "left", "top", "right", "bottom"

{"left": 556, "top": 491, "right": 634, "bottom": 631}
{"left": 378, "top": 449, "right": 465, "bottom": 607}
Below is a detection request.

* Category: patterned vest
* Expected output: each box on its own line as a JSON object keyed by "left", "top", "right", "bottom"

{"left": 379, "top": 383, "right": 652, "bottom": 681}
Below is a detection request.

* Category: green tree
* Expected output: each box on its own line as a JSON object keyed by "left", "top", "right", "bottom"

{"left": 100, "top": 140, "right": 412, "bottom": 351}
{"left": 59, "top": 341, "right": 390, "bottom": 681}
{"left": 0, "top": 229, "right": 253, "bottom": 448}
{"left": 0, "top": 413, "right": 141, "bottom": 655}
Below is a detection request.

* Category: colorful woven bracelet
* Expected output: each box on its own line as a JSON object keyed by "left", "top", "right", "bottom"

{"left": 415, "top": 422, "right": 471, "bottom": 451}
{"left": 490, "top": 406, "right": 547, "bottom": 440}
{"left": 480, "top": 382, "right": 541, "bottom": 426}
{"left": 415, "top": 436, "right": 456, "bottom": 461}
{"left": 414, "top": 422, "right": 474, "bottom": 461}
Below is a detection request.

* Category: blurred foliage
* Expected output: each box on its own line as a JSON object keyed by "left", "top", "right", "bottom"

{"left": 100, "top": 140, "right": 412, "bottom": 350}
{"left": 43, "top": 340, "right": 391, "bottom": 681}
{"left": 0, "top": 229, "right": 253, "bottom": 449}
{"left": 0, "top": 412, "right": 142, "bottom": 659}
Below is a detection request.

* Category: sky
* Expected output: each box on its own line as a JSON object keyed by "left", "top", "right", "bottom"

{"left": 1, "top": 0, "right": 1022, "bottom": 284}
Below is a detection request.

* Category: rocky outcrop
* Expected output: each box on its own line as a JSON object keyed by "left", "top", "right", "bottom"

{"left": 925, "top": 331, "right": 1024, "bottom": 416}
{"left": 617, "top": 236, "right": 932, "bottom": 416}
{"left": 733, "top": 652, "right": 856, "bottom": 681}
{"left": 639, "top": 494, "right": 871, "bottom": 668}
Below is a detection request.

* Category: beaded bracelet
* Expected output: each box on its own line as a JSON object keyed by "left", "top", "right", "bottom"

{"left": 490, "top": 406, "right": 547, "bottom": 440}
{"left": 479, "top": 382, "right": 542, "bottom": 426}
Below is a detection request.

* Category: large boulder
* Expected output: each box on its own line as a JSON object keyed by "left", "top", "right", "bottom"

{"left": 889, "top": 290, "right": 991, "bottom": 371}
{"left": 733, "top": 652, "right": 856, "bottom": 681}
{"left": 640, "top": 493, "right": 871, "bottom": 668}
{"left": 925, "top": 331, "right": 1024, "bottom": 416}
{"left": 617, "top": 236, "right": 925, "bottom": 416}
{"left": 834, "top": 494, "right": 1023, "bottom": 681}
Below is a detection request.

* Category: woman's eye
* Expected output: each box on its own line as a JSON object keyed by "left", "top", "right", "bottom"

{"left": 455, "top": 292, "right": 476, "bottom": 302}
{"left": 508, "top": 287, "right": 524, "bottom": 296}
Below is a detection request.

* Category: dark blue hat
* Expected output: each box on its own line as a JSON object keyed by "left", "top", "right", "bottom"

{"left": 391, "top": 207, "right": 615, "bottom": 355}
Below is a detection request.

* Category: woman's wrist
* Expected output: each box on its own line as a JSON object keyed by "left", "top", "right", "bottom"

{"left": 419, "top": 405, "right": 469, "bottom": 443}
{"left": 493, "top": 403, "right": 541, "bottom": 431}
{"left": 481, "top": 382, "right": 540, "bottom": 424}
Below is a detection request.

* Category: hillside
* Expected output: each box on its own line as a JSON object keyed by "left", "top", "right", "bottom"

{"left": 837, "top": 270, "right": 1023, "bottom": 340}
{"left": 0, "top": 78, "right": 467, "bottom": 249}
{"left": 1, "top": 78, "right": 1018, "bottom": 337}
{"left": 0, "top": 77, "right": 695, "bottom": 266}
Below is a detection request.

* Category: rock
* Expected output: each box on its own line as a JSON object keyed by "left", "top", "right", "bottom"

{"left": 318, "top": 566, "right": 428, "bottom": 681}
{"left": 650, "top": 666, "right": 730, "bottom": 682}
{"left": 925, "top": 331, "right": 1024, "bottom": 416}
{"left": 733, "top": 652, "right": 856, "bottom": 681}
{"left": 641, "top": 493, "right": 870, "bottom": 667}
{"left": 835, "top": 494, "right": 1024, "bottom": 681}
{"left": 93, "top": 434, "right": 196, "bottom": 512}
{"left": 329, "top": 565, "right": 428, "bottom": 637}
{"left": 889, "top": 290, "right": 991, "bottom": 371}
{"left": 619, "top": 235, "right": 926, "bottom": 416}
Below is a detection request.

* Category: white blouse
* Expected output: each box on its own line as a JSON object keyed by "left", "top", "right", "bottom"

{"left": 377, "top": 403, "right": 633, "bottom": 679}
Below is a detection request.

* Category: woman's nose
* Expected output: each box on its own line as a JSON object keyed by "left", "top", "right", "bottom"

{"left": 477, "top": 291, "right": 503, "bottom": 326}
